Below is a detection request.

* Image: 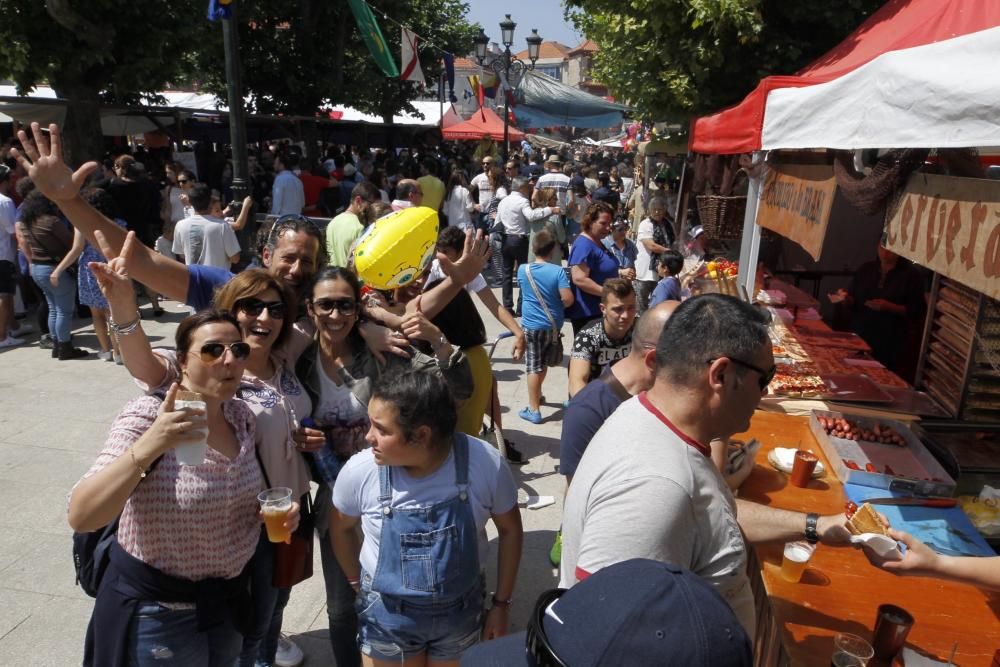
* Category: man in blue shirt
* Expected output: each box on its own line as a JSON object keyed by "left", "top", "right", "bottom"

{"left": 271, "top": 152, "right": 305, "bottom": 216}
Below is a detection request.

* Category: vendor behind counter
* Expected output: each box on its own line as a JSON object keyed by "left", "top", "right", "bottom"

{"left": 833, "top": 244, "right": 926, "bottom": 379}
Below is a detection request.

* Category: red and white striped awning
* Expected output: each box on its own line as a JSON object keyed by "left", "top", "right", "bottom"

{"left": 690, "top": 0, "right": 1000, "bottom": 154}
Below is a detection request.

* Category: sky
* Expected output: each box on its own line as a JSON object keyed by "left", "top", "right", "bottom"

{"left": 463, "top": 0, "right": 583, "bottom": 51}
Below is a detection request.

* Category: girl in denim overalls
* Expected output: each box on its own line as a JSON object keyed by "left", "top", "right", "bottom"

{"left": 329, "top": 369, "right": 523, "bottom": 666}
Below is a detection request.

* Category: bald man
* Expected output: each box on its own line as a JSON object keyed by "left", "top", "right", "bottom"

{"left": 560, "top": 300, "right": 679, "bottom": 484}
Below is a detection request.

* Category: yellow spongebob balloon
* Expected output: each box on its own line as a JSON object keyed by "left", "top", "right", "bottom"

{"left": 353, "top": 206, "right": 440, "bottom": 289}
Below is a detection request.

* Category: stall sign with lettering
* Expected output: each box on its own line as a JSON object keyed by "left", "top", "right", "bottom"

{"left": 883, "top": 173, "right": 1000, "bottom": 300}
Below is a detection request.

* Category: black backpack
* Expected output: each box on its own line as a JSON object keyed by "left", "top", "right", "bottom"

{"left": 72, "top": 455, "right": 162, "bottom": 597}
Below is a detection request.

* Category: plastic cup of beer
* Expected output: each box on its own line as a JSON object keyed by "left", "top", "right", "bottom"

{"left": 832, "top": 632, "right": 874, "bottom": 666}
{"left": 790, "top": 450, "right": 819, "bottom": 487}
{"left": 780, "top": 540, "right": 815, "bottom": 582}
{"left": 258, "top": 487, "right": 293, "bottom": 544}
{"left": 173, "top": 390, "right": 209, "bottom": 466}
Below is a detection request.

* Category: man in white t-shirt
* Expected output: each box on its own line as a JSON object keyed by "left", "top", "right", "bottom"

{"left": 172, "top": 183, "right": 241, "bottom": 269}
{"left": 634, "top": 195, "right": 675, "bottom": 312}
{"left": 469, "top": 156, "right": 495, "bottom": 212}
{"left": 560, "top": 294, "right": 854, "bottom": 637}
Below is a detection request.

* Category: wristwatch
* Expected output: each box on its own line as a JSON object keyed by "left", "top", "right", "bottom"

{"left": 804, "top": 512, "right": 820, "bottom": 545}
{"left": 491, "top": 595, "right": 513, "bottom": 608}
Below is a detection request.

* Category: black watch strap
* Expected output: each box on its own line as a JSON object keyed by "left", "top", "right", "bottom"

{"left": 805, "top": 512, "right": 819, "bottom": 544}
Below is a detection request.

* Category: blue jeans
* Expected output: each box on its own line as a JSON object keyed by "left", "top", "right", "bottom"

{"left": 239, "top": 532, "right": 292, "bottom": 667}
{"left": 30, "top": 263, "right": 75, "bottom": 343}
{"left": 318, "top": 483, "right": 361, "bottom": 667}
{"left": 128, "top": 602, "right": 242, "bottom": 666}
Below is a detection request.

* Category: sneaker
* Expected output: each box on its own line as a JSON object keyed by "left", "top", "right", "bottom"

{"left": 98, "top": 350, "right": 113, "bottom": 361}
{"left": 114, "top": 352, "right": 124, "bottom": 366}
{"left": 9, "top": 323, "right": 32, "bottom": 337}
{"left": 518, "top": 407, "right": 542, "bottom": 424}
{"left": 549, "top": 529, "right": 562, "bottom": 567}
{"left": 0, "top": 335, "right": 25, "bottom": 349}
{"left": 274, "top": 634, "right": 304, "bottom": 667}
{"left": 39, "top": 334, "right": 54, "bottom": 350}
{"left": 504, "top": 440, "right": 526, "bottom": 464}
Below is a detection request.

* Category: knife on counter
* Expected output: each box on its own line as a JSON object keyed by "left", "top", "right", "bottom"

{"left": 866, "top": 497, "right": 957, "bottom": 508}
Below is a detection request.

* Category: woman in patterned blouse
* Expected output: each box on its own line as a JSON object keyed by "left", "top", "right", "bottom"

{"left": 69, "top": 310, "right": 299, "bottom": 667}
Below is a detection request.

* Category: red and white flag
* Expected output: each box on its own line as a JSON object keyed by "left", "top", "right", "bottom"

{"left": 400, "top": 28, "right": 425, "bottom": 85}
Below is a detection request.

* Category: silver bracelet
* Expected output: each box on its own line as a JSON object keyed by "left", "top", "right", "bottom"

{"left": 110, "top": 315, "right": 142, "bottom": 336}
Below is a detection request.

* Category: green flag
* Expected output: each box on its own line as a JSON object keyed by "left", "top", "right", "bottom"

{"left": 346, "top": 0, "right": 399, "bottom": 77}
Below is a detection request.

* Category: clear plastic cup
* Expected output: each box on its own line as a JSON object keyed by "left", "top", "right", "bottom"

{"left": 258, "top": 487, "right": 293, "bottom": 543}
{"left": 833, "top": 632, "right": 874, "bottom": 666}
{"left": 780, "top": 540, "right": 815, "bottom": 582}
{"left": 173, "top": 390, "right": 208, "bottom": 465}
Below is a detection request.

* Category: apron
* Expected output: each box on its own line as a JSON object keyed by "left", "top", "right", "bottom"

{"left": 367, "top": 435, "right": 482, "bottom": 610}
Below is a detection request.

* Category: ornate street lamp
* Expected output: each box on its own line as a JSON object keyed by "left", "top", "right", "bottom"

{"left": 474, "top": 17, "right": 542, "bottom": 160}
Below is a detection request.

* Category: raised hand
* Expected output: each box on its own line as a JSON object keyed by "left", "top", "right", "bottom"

{"left": 10, "top": 123, "right": 98, "bottom": 202}
{"left": 143, "top": 383, "right": 209, "bottom": 456}
{"left": 88, "top": 230, "right": 139, "bottom": 315}
{"left": 438, "top": 228, "right": 490, "bottom": 286}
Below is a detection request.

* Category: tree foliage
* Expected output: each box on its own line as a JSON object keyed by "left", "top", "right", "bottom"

{"left": 566, "top": 0, "right": 883, "bottom": 120}
{"left": 0, "top": 0, "right": 476, "bottom": 161}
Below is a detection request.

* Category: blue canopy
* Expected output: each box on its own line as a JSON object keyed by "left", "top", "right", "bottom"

{"left": 513, "top": 71, "right": 630, "bottom": 129}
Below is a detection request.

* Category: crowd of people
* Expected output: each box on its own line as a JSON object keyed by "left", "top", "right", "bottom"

{"left": 2, "top": 121, "right": 997, "bottom": 667}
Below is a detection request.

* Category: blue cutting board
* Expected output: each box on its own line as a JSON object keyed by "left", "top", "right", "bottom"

{"left": 844, "top": 483, "right": 995, "bottom": 557}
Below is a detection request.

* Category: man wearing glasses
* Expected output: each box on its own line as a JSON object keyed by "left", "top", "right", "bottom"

{"left": 469, "top": 156, "right": 495, "bottom": 218}
{"left": 560, "top": 294, "right": 854, "bottom": 636}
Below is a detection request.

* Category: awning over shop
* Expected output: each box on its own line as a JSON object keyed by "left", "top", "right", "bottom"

{"left": 441, "top": 103, "right": 462, "bottom": 129}
{"left": 441, "top": 107, "right": 524, "bottom": 142}
{"left": 689, "top": 0, "right": 1000, "bottom": 154}
{"left": 515, "top": 71, "right": 629, "bottom": 130}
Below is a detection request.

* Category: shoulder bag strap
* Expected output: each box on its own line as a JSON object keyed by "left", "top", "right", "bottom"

{"left": 525, "top": 264, "right": 559, "bottom": 334}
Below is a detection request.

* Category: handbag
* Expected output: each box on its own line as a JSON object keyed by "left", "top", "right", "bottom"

{"left": 524, "top": 264, "right": 564, "bottom": 367}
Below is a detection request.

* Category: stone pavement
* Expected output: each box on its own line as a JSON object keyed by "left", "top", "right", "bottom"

{"left": 0, "top": 289, "right": 570, "bottom": 666}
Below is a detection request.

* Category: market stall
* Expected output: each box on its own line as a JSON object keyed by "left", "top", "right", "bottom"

{"left": 686, "top": 0, "right": 1000, "bottom": 662}
{"left": 440, "top": 106, "right": 524, "bottom": 143}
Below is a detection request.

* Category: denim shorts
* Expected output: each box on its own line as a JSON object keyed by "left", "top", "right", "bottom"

{"left": 355, "top": 578, "right": 485, "bottom": 661}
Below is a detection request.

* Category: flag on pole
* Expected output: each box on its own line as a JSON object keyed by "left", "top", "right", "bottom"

{"left": 401, "top": 28, "right": 425, "bottom": 85}
{"left": 346, "top": 0, "right": 399, "bottom": 77}
{"left": 207, "top": 0, "right": 232, "bottom": 20}
{"left": 443, "top": 53, "right": 457, "bottom": 103}
{"left": 467, "top": 75, "right": 486, "bottom": 121}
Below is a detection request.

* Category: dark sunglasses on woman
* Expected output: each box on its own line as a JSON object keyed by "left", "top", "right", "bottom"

{"left": 196, "top": 341, "right": 251, "bottom": 363}
{"left": 236, "top": 298, "right": 286, "bottom": 320}
{"left": 310, "top": 298, "right": 357, "bottom": 316}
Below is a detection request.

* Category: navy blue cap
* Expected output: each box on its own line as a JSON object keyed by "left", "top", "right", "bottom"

{"left": 461, "top": 559, "right": 752, "bottom": 666}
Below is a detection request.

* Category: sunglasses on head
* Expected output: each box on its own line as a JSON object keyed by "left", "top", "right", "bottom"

{"left": 196, "top": 341, "right": 251, "bottom": 363}
{"left": 311, "top": 298, "right": 357, "bottom": 316}
{"left": 236, "top": 297, "right": 286, "bottom": 320}
{"left": 708, "top": 356, "right": 776, "bottom": 391}
{"left": 526, "top": 588, "right": 569, "bottom": 667}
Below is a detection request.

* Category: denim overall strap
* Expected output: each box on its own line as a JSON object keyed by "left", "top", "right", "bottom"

{"left": 370, "top": 435, "right": 480, "bottom": 604}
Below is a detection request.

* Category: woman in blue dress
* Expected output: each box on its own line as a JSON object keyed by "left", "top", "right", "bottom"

{"left": 77, "top": 188, "right": 128, "bottom": 361}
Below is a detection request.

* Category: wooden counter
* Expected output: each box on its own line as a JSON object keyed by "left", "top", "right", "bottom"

{"left": 735, "top": 411, "right": 1000, "bottom": 666}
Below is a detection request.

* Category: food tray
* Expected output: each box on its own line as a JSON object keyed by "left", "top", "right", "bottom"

{"left": 936, "top": 312, "right": 974, "bottom": 346}
{"left": 938, "top": 285, "right": 978, "bottom": 312}
{"left": 923, "top": 377, "right": 959, "bottom": 416}
{"left": 808, "top": 409, "right": 956, "bottom": 497}
{"left": 819, "top": 373, "right": 894, "bottom": 403}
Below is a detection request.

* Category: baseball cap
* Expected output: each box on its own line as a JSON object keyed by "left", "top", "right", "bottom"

{"left": 691, "top": 225, "right": 706, "bottom": 239}
{"left": 461, "top": 559, "right": 752, "bottom": 667}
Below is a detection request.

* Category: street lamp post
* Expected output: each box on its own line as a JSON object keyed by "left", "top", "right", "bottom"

{"left": 221, "top": 3, "right": 253, "bottom": 262}
{"left": 474, "top": 16, "right": 542, "bottom": 161}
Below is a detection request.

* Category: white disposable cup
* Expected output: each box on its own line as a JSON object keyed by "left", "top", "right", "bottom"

{"left": 173, "top": 394, "right": 209, "bottom": 466}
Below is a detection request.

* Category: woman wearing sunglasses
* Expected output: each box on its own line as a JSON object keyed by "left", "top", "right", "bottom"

{"left": 329, "top": 368, "right": 522, "bottom": 667}
{"left": 68, "top": 309, "right": 299, "bottom": 667}
{"left": 87, "top": 254, "right": 318, "bottom": 666}
{"left": 295, "top": 266, "right": 473, "bottom": 667}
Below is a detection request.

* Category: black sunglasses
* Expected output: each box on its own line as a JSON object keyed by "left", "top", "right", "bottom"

{"left": 196, "top": 341, "right": 251, "bottom": 363}
{"left": 310, "top": 298, "right": 358, "bottom": 316}
{"left": 708, "top": 356, "right": 776, "bottom": 391}
{"left": 526, "top": 588, "right": 569, "bottom": 667}
{"left": 236, "top": 298, "right": 286, "bottom": 320}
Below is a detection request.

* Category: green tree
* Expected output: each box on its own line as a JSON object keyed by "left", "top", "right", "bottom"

{"left": 189, "top": 0, "right": 477, "bottom": 130}
{"left": 0, "top": 0, "right": 209, "bottom": 163}
{"left": 566, "top": 0, "right": 882, "bottom": 120}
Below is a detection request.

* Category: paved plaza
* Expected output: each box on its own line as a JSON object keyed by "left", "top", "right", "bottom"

{"left": 0, "top": 290, "right": 569, "bottom": 665}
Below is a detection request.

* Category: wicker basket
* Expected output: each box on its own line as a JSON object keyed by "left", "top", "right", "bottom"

{"left": 696, "top": 194, "right": 747, "bottom": 240}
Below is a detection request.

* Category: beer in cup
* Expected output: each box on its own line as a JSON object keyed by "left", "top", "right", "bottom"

{"left": 780, "top": 540, "right": 815, "bottom": 582}
{"left": 258, "top": 487, "right": 293, "bottom": 543}
{"left": 173, "top": 390, "right": 209, "bottom": 466}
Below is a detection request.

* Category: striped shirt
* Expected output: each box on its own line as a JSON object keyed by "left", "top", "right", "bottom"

{"left": 76, "top": 396, "right": 262, "bottom": 581}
